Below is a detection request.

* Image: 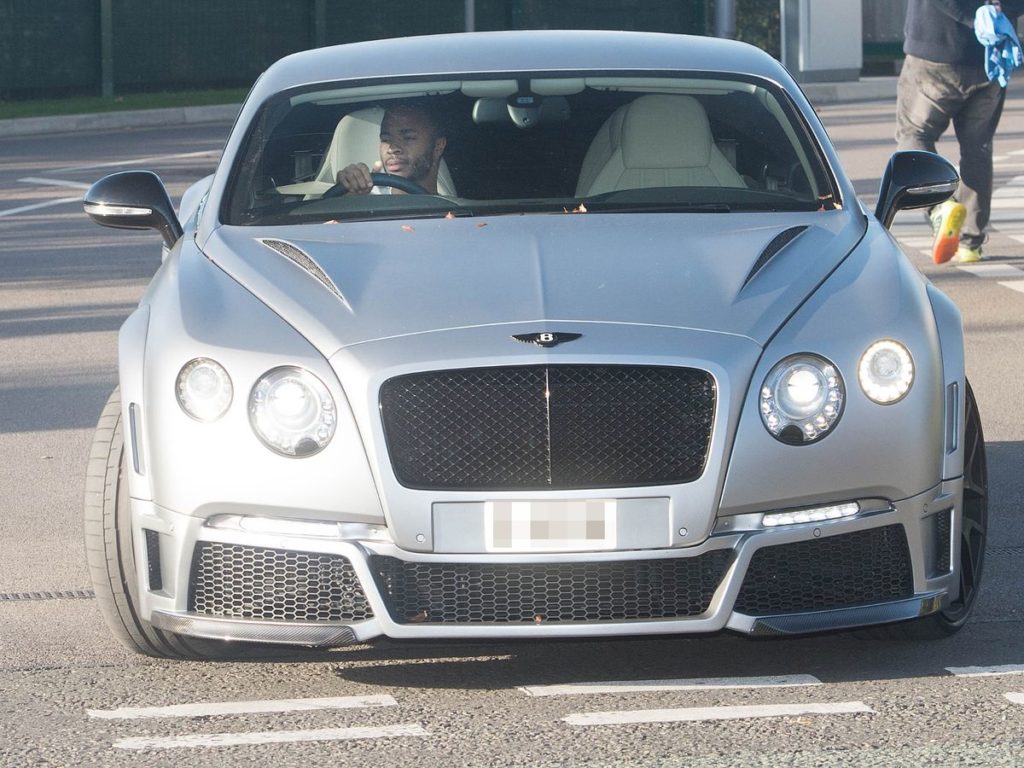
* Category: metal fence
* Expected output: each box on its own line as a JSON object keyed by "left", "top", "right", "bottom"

{"left": 0, "top": 0, "right": 711, "bottom": 100}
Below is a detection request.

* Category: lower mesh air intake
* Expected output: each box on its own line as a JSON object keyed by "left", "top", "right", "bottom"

{"left": 188, "top": 542, "right": 373, "bottom": 622}
{"left": 733, "top": 525, "right": 914, "bottom": 616}
{"left": 368, "top": 552, "right": 732, "bottom": 624}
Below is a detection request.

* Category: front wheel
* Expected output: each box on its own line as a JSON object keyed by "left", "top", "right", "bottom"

{"left": 83, "top": 389, "right": 237, "bottom": 659}
{"left": 882, "top": 380, "right": 987, "bottom": 639}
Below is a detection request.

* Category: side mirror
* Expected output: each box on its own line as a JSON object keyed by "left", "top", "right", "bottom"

{"left": 83, "top": 171, "right": 184, "bottom": 248}
{"left": 875, "top": 150, "right": 959, "bottom": 229}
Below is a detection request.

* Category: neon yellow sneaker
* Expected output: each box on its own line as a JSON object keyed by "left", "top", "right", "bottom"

{"left": 953, "top": 244, "right": 982, "bottom": 263}
{"left": 930, "top": 200, "right": 967, "bottom": 264}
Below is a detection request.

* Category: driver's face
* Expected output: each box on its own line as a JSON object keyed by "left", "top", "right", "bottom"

{"left": 379, "top": 107, "right": 445, "bottom": 185}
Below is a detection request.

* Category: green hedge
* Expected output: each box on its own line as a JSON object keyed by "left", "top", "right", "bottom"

{"left": 1, "top": 0, "right": 711, "bottom": 100}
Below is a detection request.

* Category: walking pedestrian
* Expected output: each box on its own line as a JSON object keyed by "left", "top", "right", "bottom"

{"left": 897, "top": 0, "right": 1023, "bottom": 264}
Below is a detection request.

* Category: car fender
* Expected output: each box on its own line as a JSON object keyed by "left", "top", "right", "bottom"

{"left": 121, "top": 236, "right": 385, "bottom": 524}
{"left": 718, "top": 222, "right": 950, "bottom": 515}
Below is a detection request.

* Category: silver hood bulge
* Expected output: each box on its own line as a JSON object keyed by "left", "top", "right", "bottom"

{"left": 202, "top": 210, "right": 866, "bottom": 357}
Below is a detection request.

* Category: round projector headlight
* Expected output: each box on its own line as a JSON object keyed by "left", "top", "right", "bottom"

{"left": 859, "top": 340, "right": 914, "bottom": 404}
{"left": 176, "top": 358, "right": 232, "bottom": 422}
{"left": 760, "top": 354, "right": 844, "bottom": 444}
{"left": 249, "top": 367, "right": 336, "bottom": 457}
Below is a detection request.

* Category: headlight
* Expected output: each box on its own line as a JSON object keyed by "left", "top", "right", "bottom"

{"left": 176, "top": 358, "right": 232, "bottom": 421}
{"left": 858, "top": 339, "right": 914, "bottom": 404}
{"left": 760, "top": 354, "right": 844, "bottom": 444}
{"left": 249, "top": 367, "right": 336, "bottom": 457}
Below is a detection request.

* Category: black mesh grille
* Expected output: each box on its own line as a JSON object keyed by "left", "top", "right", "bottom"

{"left": 368, "top": 552, "right": 732, "bottom": 624}
{"left": 932, "top": 510, "right": 952, "bottom": 576}
{"left": 188, "top": 543, "right": 373, "bottom": 623}
{"left": 379, "top": 365, "right": 716, "bottom": 491}
{"left": 733, "top": 525, "right": 914, "bottom": 616}
{"left": 144, "top": 529, "right": 162, "bottom": 592}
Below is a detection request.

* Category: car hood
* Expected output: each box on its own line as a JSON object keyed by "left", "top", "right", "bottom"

{"left": 203, "top": 210, "right": 865, "bottom": 355}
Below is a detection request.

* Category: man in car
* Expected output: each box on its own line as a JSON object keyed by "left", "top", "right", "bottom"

{"left": 335, "top": 102, "right": 447, "bottom": 195}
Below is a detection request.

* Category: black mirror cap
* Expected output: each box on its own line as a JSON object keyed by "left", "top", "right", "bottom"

{"left": 83, "top": 170, "right": 184, "bottom": 248}
{"left": 875, "top": 150, "right": 959, "bottom": 229}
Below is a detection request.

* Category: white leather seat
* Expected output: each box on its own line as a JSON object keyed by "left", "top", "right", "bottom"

{"left": 315, "top": 106, "right": 457, "bottom": 196}
{"left": 575, "top": 94, "right": 745, "bottom": 197}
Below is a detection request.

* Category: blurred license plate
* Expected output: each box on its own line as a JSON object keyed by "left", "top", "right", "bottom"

{"left": 485, "top": 500, "right": 617, "bottom": 552}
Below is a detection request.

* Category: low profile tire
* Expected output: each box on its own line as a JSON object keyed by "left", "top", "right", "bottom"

{"left": 874, "top": 380, "right": 987, "bottom": 640}
{"left": 83, "top": 389, "right": 237, "bottom": 660}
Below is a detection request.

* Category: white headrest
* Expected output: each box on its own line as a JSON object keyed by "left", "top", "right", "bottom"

{"left": 619, "top": 94, "right": 713, "bottom": 169}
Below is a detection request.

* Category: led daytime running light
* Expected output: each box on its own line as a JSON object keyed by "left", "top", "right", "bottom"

{"left": 761, "top": 502, "right": 860, "bottom": 528}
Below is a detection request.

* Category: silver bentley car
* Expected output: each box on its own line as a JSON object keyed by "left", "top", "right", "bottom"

{"left": 83, "top": 30, "right": 986, "bottom": 659}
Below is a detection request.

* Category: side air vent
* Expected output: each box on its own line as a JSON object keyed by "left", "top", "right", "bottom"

{"left": 742, "top": 226, "right": 808, "bottom": 287}
{"left": 144, "top": 529, "right": 163, "bottom": 592}
{"left": 260, "top": 239, "right": 345, "bottom": 302}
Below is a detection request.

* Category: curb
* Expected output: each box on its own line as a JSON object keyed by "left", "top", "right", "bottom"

{"left": 0, "top": 104, "right": 240, "bottom": 138}
{"left": 0, "top": 78, "right": 900, "bottom": 139}
{"left": 800, "top": 76, "right": 899, "bottom": 105}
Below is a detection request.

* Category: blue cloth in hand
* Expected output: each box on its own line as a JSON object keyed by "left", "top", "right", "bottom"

{"left": 975, "top": 4, "right": 1024, "bottom": 87}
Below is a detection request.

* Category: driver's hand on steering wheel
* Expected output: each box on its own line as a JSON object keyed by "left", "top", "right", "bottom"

{"left": 336, "top": 161, "right": 384, "bottom": 195}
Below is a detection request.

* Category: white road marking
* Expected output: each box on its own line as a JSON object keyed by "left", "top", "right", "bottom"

{"left": 17, "top": 176, "right": 91, "bottom": 190}
{"left": 520, "top": 674, "right": 821, "bottom": 697}
{"left": 0, "top": 196, "right": 81, "bottom": 217}
{"left": 562, "top": 701, "right": 872, "bottom": 726}
{"left": 896, "top": 236, "right": 935, "bottom": 248}
{"left": 50, "top": 149, "right": 219, "bottom": 175}
{"left": 954, "top": 263, "right": 1024, "bottom": 278}
{"left": 1006, "top": 693, "right": 1024, "bottom": 704}
{"left": 88, "top": 694, "right": 396, "bottom": 720}
{"left": 989, "top": 197, "right": 1024, "bottom": 209}
{"left": 947, "top": 664, "right": 1024, "bottom": 677}
{"left": 998, "top": 280, "right": 1024, "bottom": 293}
{"left": 114, "top": 723, "right": 428, "bottom": 750}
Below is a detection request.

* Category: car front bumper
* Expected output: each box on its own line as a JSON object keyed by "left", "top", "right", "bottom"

{"left": 137, "top": 480, "right": 962, "bottom": 647}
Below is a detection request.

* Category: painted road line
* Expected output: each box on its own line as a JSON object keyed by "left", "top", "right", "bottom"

{"left": 17, "top": 176, "right": 91, "bottom": 190}
{"left": 51, "top": 149, "right": 220, "bottom": 175}
{"left": 954, "top": 263, "right": 1024, "bottom": 278}
{"left": 520, "top": 674, "right": 821, "bottom": 697}
{"left": 0, "top": 196, "right": 81, "bottom": 217}
{"left": 114, "top": 723, "right": 428, "bottom": 750}
{"left": 1006, "top": 693, "right": 1024, "bottom": 705}
{"left": 896, "top": 237, "right": 934, "bottom": 248}
{"left": 88, "top": 694, "right": 396, "bottom": 720}
{"left": 947, "top": 664, "right": 1024, "bottom": 677}
{"left": 998, "top": 280, "right": 1024, "bottom": 294}
{"left": 563, "top": 701, "right": 872, "bottom": 726}
{"left": 989, "top": 198, "right": 1024, "bottom": 209}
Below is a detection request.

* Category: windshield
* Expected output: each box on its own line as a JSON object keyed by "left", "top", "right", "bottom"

{"left": 222, "top": 72, "right": 839, "bottom": 226}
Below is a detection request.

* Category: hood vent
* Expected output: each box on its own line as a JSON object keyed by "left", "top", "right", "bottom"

{"left": 742, "top": 226, "right": 808, "bottom": 287}
{"left": 260, "top": 238, "right": 346, "bottom": 303}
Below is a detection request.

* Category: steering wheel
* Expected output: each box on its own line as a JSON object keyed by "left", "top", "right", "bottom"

{"left": 322, "top": 172, "right": 430, "bottom": 199}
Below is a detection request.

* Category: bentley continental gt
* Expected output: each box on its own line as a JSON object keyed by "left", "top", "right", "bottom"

{"left": 82, "top": 30, "right": 986, "bottom": 659}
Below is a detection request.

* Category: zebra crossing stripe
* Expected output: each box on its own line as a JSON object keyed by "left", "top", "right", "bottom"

{"left": 114, "top": 723, "right": 428, "bottom": 750}
{"left": 89, "top": 694, "right": 396, "bottom": 720}
{"left": 562, "top": 701, "right": 872, "bottom": 726}
{"left": 520, "top": 674, "right": 820, "bottom": 697}
{"left": 953, "top": 263, "right": 1024, "bottom": 278}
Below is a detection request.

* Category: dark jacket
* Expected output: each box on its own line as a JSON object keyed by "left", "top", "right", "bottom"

{"left": 904, "top": 0, "right": 1023, "bottom": 67}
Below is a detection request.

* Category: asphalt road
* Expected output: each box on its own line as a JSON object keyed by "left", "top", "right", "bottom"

{"left": 3, "top": 88, "right": 1024, "bottom": 767}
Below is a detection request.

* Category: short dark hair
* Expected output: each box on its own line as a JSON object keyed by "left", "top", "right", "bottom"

{"left": 383, "top": 99, "right": 445, "bottom": 137}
